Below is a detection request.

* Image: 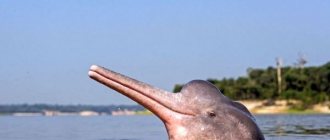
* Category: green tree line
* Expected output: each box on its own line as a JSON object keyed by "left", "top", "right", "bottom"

{"left": 173, "top": 62, "right": 330, "bottom": 107}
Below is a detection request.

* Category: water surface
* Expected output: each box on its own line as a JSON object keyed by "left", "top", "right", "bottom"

{"left": 1, "top": 114, "right": 329, "bottom": 140}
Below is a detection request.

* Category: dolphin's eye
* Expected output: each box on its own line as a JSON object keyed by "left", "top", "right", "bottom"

{"left": 207, "top": 111, "right": 216, "bottom": 118}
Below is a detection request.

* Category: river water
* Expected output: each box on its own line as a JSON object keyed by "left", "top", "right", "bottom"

{"left": 1, "top": 114, "right": 330, "bottom": 140}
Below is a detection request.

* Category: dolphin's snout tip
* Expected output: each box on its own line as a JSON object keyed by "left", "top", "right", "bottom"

{"left": 88, "top": 65, "right": 100, "bottom": 78}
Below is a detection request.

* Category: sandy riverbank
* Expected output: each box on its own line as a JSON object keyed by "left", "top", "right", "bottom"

{"left": 238, "top": 100, "right": 330, "bottom": 114}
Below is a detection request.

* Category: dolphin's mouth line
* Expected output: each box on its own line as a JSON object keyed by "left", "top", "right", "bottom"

{"left": 89, "top": 68, "right": 195, "bottom": 118}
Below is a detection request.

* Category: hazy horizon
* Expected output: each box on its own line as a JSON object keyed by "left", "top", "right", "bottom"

{"left": 1, "top": 1, "right": 329, "bottom": 105}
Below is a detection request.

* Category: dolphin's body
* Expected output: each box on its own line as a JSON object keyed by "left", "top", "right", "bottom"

{"left": 88, "top": 65, "right": 264, "bottom": 140}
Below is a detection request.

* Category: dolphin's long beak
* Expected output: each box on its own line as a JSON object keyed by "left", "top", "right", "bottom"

{"left": 88, "top": 65, "right": 192, "bottom": 123}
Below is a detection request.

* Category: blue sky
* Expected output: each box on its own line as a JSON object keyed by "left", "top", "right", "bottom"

{"left": 1, "top": 1, "right": 329, "bottom": 105}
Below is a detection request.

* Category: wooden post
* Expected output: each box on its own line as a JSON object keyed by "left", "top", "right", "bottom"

{"left": 276, "top": 58, "right": 282, "bottom": 95}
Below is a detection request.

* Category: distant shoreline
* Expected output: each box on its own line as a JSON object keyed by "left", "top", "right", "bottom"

{"left": 1, "top": 100, "right": 329, "bottom": 116}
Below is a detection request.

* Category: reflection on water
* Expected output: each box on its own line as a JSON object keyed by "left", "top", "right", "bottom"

{"left": 257, "top": 114, "right": 330, "bottom": 139}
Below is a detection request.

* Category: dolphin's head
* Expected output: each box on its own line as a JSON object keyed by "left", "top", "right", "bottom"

{"left": 89, "top": 65, "right": 264, "bottom": 140}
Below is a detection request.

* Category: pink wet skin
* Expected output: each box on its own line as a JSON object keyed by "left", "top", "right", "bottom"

{"left": 89, "top": 65, "right": 265, "bottom": 140}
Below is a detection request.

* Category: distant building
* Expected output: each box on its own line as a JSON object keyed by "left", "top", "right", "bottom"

{"left": 79, "top": 111, "right": 99, "bottom": 116}
{"left": 42, "top": 110, "right": 79, "bottom": 116}
{"left": 111, "top": 109, "right": 135, "bottom": 116}
{"left": 12, "top": 112, "right": 42, "bottom": 116}
{"left": 43, "top": 110, "right": 61, "bottom": 116}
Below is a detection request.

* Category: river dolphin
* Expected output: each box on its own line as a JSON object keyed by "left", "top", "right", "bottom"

{"left": 88, "top": 65, "right": 264, "bottom": 140}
